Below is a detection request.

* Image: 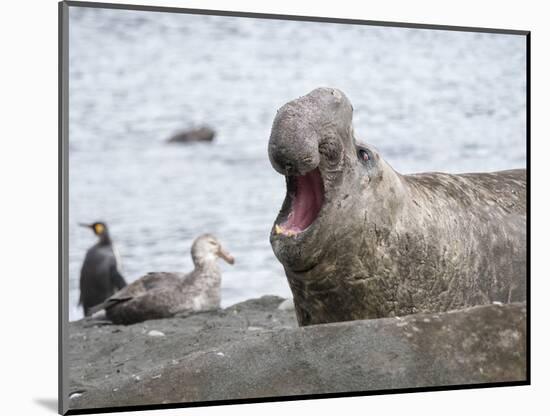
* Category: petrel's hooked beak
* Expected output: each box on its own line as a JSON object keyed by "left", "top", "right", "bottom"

{"left": 217, "top": 247, "right": 235, "bottom": 265}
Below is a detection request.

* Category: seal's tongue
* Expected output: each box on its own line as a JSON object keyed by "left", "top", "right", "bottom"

{"left": 280, "top": 168, "right": 324, "bottom": 235}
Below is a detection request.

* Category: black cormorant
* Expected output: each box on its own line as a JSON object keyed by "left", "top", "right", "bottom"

{"left": 89, "top": 234, "right": 234, "bottom": 325}
{"left": 78, "top": 222, "right": 127, "bottom": 316}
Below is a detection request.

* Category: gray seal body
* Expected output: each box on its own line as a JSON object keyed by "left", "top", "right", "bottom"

{"left": 268, "top": 88, "right": 526, "bottom": 326}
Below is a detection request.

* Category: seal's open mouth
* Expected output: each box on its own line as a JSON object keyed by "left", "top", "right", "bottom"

{"left": 276, "top": 168, "right": 324, "bottom": 236}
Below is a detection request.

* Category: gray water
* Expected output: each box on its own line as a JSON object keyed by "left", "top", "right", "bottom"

{"left": 68, "top": 7, "right": 526, "bottom": 321}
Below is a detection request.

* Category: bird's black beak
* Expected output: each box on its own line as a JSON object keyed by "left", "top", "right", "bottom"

{"left": 79, "top": 223, "right": 94, "bottom": 229}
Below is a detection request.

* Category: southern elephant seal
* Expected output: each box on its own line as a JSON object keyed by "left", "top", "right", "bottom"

{"left": 268, "top": 87, "right": 526, "bottom": 326}
{"left": 167, "top": 126, "right": 216, "bottom": 143}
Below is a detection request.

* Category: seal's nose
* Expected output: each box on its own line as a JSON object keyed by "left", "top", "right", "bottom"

{"left": 268, "top": 102, "right": 321, "bottom": 176}
{"left": 268, "top": 87, "right": 354, "bottom": 176}
{"left": 268, "top": 130, "right": 320, "bottom": 176}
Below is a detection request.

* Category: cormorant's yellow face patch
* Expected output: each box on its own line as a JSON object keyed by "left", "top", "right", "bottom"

{"left": 94, "top": 223, "right": 105, "bottom": 235}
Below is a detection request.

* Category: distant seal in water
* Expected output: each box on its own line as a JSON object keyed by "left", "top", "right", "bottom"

{"left": 89, "top": 234, "right": 234, "bottom": 325}
{"left": 268, "top": 87, "right": 526, "bottom": 326}
{"left": 167, "top": 126, "right": 216, "bottom": 143}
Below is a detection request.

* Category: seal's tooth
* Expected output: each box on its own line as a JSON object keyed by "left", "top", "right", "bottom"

{"left": 275, "top": 225, "right": 283, "bottom": 235}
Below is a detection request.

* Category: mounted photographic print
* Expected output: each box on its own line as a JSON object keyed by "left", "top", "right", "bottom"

{"left": 59, "top": 1, "right": 529, "bottom": 414}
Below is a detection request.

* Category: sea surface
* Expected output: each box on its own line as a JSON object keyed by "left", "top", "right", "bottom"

{"left": 68, "top": 7, "right": 526, "bottom": 321}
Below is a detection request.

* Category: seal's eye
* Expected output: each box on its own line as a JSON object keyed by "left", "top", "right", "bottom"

{"left": 357, "top": 148, "right": 370, "bottom": 164}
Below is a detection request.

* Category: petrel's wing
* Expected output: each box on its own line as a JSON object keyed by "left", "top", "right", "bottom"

{"left": 88, "top": 272, "right": 179, "bottom": 316}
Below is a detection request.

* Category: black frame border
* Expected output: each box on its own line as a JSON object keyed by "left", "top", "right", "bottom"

{"left": 59, "top": 1, "right": 531, "bottom": 415}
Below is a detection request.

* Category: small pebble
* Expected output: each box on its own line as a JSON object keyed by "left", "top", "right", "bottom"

{"left": 216, "top": 352, "right": 225, "bottom": 357}
{"left": 147, "top": 330, "right": 165, "bottom": 337}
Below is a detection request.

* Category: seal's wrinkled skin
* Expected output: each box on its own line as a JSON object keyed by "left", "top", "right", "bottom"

{"left": 269, "top": 87, "right": 526, "bottom": 326}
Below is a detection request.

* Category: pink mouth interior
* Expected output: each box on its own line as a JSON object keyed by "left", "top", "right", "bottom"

{"left": 281, "top": 168, "right": 324, "bottom": 234}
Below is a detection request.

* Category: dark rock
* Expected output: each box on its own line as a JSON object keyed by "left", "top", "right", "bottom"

{"left": 167, "top": 126, "right": 216, "bottom": 143}
{"left": 68, "top": 296, "right": 526, "bottom": 410}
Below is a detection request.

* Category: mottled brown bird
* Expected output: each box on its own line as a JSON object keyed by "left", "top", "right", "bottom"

{"left": 90, "top": 234, "right": 234, "bottom": 325}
